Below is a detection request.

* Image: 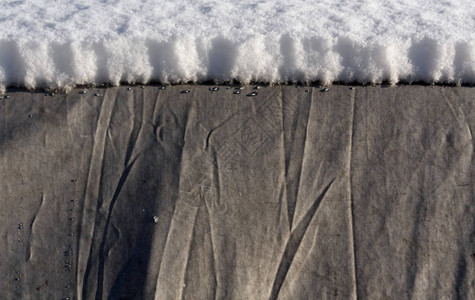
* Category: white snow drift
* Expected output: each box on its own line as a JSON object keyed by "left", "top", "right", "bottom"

{"left": 0, "top": 0, "right": 474, "bottom": 90}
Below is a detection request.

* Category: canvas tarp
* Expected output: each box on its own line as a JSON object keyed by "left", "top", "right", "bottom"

{"left": 0, "top": 85, "right": 474, "bottom": 299}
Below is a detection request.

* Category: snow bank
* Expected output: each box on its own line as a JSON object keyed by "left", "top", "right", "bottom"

{"left": 0, "top": 0, "right": 474, "bottom": 90}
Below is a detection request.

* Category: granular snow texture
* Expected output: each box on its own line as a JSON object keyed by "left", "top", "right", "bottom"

{"left": 0, "top": 0, "right": 474, "bottom": 90}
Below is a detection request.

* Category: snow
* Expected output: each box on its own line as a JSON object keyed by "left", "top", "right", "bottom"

{"left": 0, "top": 0, "right": 474, "bottom": 90}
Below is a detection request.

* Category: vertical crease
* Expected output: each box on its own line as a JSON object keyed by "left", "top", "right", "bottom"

{"left": 291, "top": 87, "right": 313, "bottom": 231}
{"left": 144, "top": 88, "right": 171, "bottom": 298}
{"left": 348, "top": 87, "right": 358, "bottom": 300}
{"left": 154, "top": 92, "right": 192, "bottom": 299}
{"left": 203, "top": 202, "right": 218, "bottom": 300}
{"left": 179, "top": 207, "right": 201, "bottom": 300}
{"left": 77, "top": 88, "right": 116, "bottom": 300}
{"left": 95, "top": 157, "right": 137, "bottom": 299}
{"left": 278, "top": 86, "right": 289, "bottom": 231}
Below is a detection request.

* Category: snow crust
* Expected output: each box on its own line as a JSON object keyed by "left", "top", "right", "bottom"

{"left": 0, "top": 0, "right": 474, "bottom": 90}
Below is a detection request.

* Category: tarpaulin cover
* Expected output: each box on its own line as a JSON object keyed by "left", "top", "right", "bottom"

{"left": 0, "top": 85, "right": 474, "bottom": 299}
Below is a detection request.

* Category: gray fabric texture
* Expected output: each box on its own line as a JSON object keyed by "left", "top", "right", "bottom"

{"left": 0, "top": 85, "right": 474, "bottom": 299}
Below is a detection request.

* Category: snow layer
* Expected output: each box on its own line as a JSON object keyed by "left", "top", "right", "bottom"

{"left": 0, "top": 0, "right": 474, "bottom": 90}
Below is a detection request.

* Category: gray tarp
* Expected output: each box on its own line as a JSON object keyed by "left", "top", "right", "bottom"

{"left": 0, "top": 85, "right": 474, "bottom": 299}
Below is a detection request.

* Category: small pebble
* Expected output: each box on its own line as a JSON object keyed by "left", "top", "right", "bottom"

{"left": 209, "top": 87, "right": 219, "bottom": 92}
{"left": 255, "top": 86, "right": 261, "bottom": 90}
{"left": 181, "top": 89, "right": 190, "bottom": 94}
{"left": 233, "top": 90, "right": 241, "bottom": 94}
{"left": 4, "top": 95, "right": 10, "bottom": 99}
{"left": 80, "top": 90, "right": 87, "bottom": 94}
{"left": 321, "top": 88, "right": 329, "bottom": 92}
{"left": 247, "top": 92, "right": 258, "bottom": 97}
{"left": 94, "top": 93, "right": 103, "bottom": 97}
{"left": 153, "top": 216, "right": 159, "bottom": 223}
{"left": 160, "top": 86, "right": 166, "bottom": 90}
{"left": 127, "top": 87, "right": 131, "bottom": 91}
{"left": 350, "top": 87, "right": 355, "bottom": 90}
{"left": 305, "top": 89, "right": 310, "bottom": 93}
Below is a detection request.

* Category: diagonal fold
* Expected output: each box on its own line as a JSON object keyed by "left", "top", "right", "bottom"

{"left": 269, "top": 178, "right": 335, "bottom": 300}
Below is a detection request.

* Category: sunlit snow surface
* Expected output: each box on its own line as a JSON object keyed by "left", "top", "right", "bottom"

{"left": 0, "top": 0, "right": 474, "bottom": 90}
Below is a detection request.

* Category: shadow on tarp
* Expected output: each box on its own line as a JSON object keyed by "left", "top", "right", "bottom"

{"left": 0, "top": 85, "right": 473, "bottom": 299}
